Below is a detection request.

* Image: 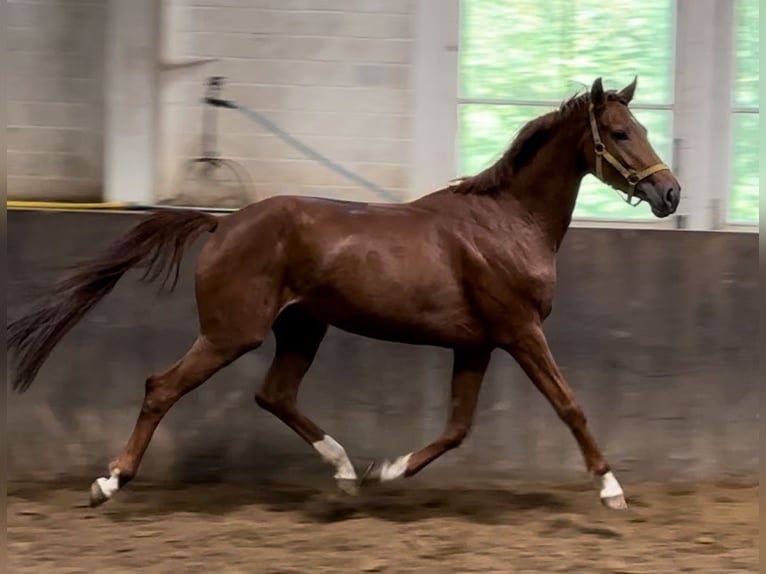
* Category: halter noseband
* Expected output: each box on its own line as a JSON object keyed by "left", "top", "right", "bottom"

{"left": 588, "top": 103, "right": 670, "bottom": 206}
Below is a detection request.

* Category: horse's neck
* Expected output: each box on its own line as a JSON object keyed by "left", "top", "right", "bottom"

{"left": 416, "top": 119, "right": 586, "bottom": 250}
{"left": 502, "top": 128, "right": 585, "bottom": 250}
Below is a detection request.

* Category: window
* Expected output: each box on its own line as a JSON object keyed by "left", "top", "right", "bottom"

{"left": 458, "top": 0, "right": 676, "bottom": 220}
{"left": 729, "top": 0, "right": 759, "bottom": 224}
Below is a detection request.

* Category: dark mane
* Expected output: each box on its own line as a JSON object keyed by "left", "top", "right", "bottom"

{"left": 450, "top": 90, "right": 625, "bottom": 195}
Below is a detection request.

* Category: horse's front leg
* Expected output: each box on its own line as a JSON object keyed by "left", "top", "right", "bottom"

{"left": 504, "top": 321, "right": 627, "bottom": 509}
{"left": 362, "top": 346, "right": 491, "bottom": 483}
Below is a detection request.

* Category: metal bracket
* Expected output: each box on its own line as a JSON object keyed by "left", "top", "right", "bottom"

{"left": 163, "top": 77, "right": 256, "bottom": 208}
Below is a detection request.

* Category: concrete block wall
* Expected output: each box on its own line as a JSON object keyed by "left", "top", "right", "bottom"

{"left": 7, "top": 212, "right": 759, "bottom": 483}
{"left": 7, "top": 0, "right": 107, "bottom": 201}
{"left": 159, "top": 0, "right": 416, "bottom": 205}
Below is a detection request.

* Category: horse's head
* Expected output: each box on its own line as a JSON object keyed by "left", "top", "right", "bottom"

{"left": 582, "top": 77, "right": 681, "bottom": 218}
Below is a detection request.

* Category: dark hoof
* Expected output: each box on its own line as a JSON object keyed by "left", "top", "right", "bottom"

{"left": 336, "top": 477, "right": 360, "bottom": 497}
{"left": 360, "top": 461, "right": 383, "bottom": 486}
{"left": 88, "top": 481, "right": 110, "bottom": 508}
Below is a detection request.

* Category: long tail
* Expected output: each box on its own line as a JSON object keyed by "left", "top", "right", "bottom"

{"left": 7, "top": 209, "right": 219, "bottom": 393}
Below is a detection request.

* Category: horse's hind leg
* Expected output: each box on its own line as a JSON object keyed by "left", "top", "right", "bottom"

{"left": 89, "top": 335, "right": 247, "bottom": 507}
{"left": 254, "top": 307, "right": 358, "bottom": 494}
{"left": 362, "top": 346, "right": 492, "bottom": 484}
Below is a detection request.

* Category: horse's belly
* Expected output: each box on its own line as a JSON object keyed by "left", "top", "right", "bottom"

{"left": 300, "top": 287, "right": 485, "bottom": 347}
{"left": 319, "top": 312, "right": 483, "bottom": 347}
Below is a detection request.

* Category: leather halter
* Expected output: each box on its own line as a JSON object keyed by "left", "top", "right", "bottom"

{"left": 588, "top": 103, "right": 670, "bottom": 206}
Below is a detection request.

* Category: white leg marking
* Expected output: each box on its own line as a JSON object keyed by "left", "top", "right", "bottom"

{"left": 379, "top": 453, "right": 412, "bottom": 482}
{"left": 599, "top": 471, "right": 624, "bottom": 499}
{"left": 96, "top": 470, "right": 121, "bottom": 499}
{"left": 313, "top": 435, "right": 358, "bottom": 481}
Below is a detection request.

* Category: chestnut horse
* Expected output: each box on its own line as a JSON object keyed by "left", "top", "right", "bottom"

{"left": 8, "top": 77, "right": 680, "bottom": 511}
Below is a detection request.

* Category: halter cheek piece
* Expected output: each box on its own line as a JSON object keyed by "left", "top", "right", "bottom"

{"left": 588, "top": 103, "right": 670, "bottom": 206}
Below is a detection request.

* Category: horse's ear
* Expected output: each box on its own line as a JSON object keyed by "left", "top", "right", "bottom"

{"left": 590, "top": 77, "right": 605, "bottom": 108}
{"left": 618, "top": 76, "right": 638, "bottom": 104}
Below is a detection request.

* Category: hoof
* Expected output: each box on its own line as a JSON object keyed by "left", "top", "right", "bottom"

{"left": 89, "top": 480, "right": 110, "bottom": 508}
{"left": 336, "top": 477, "right": 360, "bottom": 497}
{"left": 360, "top": 454, "right": 411, "bottom": 485}
{"left": 89, "top": 472, "right": 120, "bottom": 508}
{"left": 360, "top": 461, "right": 383, "bottom": 486}
{"left": 601, "top": 494, "right": 628, "bottom": 510}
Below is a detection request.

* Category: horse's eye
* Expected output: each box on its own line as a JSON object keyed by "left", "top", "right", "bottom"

{"left": 613, "top": 130, "right": 629, "bottom": 141}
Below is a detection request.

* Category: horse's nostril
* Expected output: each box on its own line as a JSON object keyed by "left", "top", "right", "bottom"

{"left": 665, "top": 187, "right": 677, "bottom": 205}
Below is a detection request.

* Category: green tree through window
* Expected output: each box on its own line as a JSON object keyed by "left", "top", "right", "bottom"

{"left": 729, "top": 0, "right": 759, "bottom": 224}
{"left": 458, "top": 0, "right": 675, "bottom": 220}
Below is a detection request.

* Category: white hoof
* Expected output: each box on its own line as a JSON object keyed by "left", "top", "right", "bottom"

{"left": 598, "top": 471, "right": 627, "bottom": 510}
{"left": 601, "top": 493, "right": 628, "bottom": 510}
{"left": 361, "top": 453, "right": 412, "bottom": 485}
{"left": 312, "top": 435, "right": 359, "bottom": 488}
{"left": 89, "top": 472, "right": 120, "bottom": 508}
{"left": 378, "top": 454, "right": 412, "bottom": 482}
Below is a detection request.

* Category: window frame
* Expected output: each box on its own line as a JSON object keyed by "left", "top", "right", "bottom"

{"left": 456, "top": 0, "right": 678, "bottom": 227}
{"left": 726, "top": 108, "right": 759, "bottom": 227}
{"left": 409, "top": 0, "right": 758, "bottom": 232}
{"left": 724, "top": 0, "right": 759, "bottom": 227}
